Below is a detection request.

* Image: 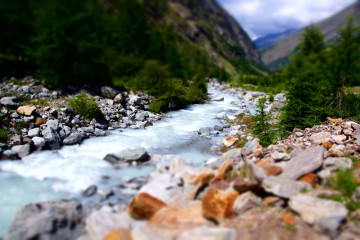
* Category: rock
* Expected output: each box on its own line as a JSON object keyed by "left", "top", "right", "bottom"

{"left": 1, "top": 150, "right": 18, "bottom": 160}
{"left": 11, "top": 144, "right": 30, "bottom": 158}
{"left": 212, "top": 97, "right": 225, "bottom": 102}
{"left": 309, "top": 132, "right": 331, "bottom": 144}
{"left": 322, "top": 141, "right": 333, "bottom": 149}
{"left": 271, "top": 152, "right": 290, "bottom": 161}
{"left": 299, "top": 173, "right": 317, "bottom": 188}
{"left": 104, "top": 148, "right": 150, "bottom": 163}
{"left": 332, "top": 135, "right": 347, "bottom": 144}
{"left": 135, "top": 112, "right": 146, "bottom": 121}
{"left": 223, "top": 136, "right": 236, "bottom": 148}
{"left": 262, "top": 176, "right": 312, "bottom": 199}
{"left": 233, "top": 191, "right": 262, "bottom": 215}
{"left": 328, "top": 148, "right": 344, "bottom": 157}
{"left": 81, "top": 126, "right": 94, "bottom": 134}
{"left": 35, "top": 117, "right": 47, "bottom": 127}
{"left": 214, "top": 125, "right": 223, "bottom": 131}
{"left": 216, "top": 112, "right": 227, "bottom": 119}
{"left": 17, "top": 105, "right": 36, "bottom": 116}
{"left": 24, "top": 115, "right": 35, "bottom": 122}
{"left": 129, "top": 95, "right": 143, "bottom": 106}
{"left": 215, "top": 159, "right": 233, "bottom": 181}
{"left": 279, "top": 146, "right": 324, "bottom": 180}
{"left": 100, "top": 86, "right": 119, "bottom": 99}
{"left": 46, "top": 119, "right": 59, "bottom": 131}
{"left": 281, "top": 212, "right": 296, "bottom": 225}
{"left": 265, "top": 166, "right": 283, "bottom": 176}
{"left": 5, "top": 201, "right": 90, "bottom": 240}
{"left": 217, "top": 148, "right": 243, "bottom": 162}
{"left": 128, "top": 193, "right": 166, "bottom": 220}
{"left": 83, "top": 185, "right": 97, "bottom": 197}
{"left": 63, "top": 133, "right": 83, "bottom": 145}
{"left": 32, "top": 137, "right": 46, "bottom": 150}
{"left": 201, "top": 188, "right": 239, "bottom": 223}
{"left": 94, "top": 128, "right": 106, "bottom": 137}
{"left": 0, "top": 96, "right": 19, "bottom": 107}
{"left": 178, "top": 226, "right": 236, "bottom": 240}
{"left": 42, "top": 127, "right": 62, "bottom": 150}
{"left": 289, "top": 194, "right": 348, "bottom": 235}
{"left": 114, "top": 93, "right": 125, "bottom": 104}
{"left": 104, "top": 229, "right": 133, "bottom": 240}
{"left": 352, "top": 186, "right": 360, "bottom": 201}
{"left": 323, "top": 157, "right": 352, "bottom": 171}
{"left": 28, "top": 128, "right": 40, "bottom": 137}
{"left": 198, "top": 127, "right": 212, "bottom": 136}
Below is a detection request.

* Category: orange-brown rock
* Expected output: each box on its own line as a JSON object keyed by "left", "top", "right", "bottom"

{"left": 232, "top": 177, "right": 262, "bottom": 195}
{"left": 35, "top": 117, "right": 47, "bottom": 127}
{"left": 9, "top": 122, "right": 16, "bottom": 127}
{"left": 263, "top": 196, "right": 281, "bottom": 207}
{"left": 281, "top": 212, "right": 296, "bottom": 225}
{"left": 103, "top": 229, "right": 133, "bottom": 240}
{"left": 149, "top": 201, "right": 211, "bottom": 230}
{"left": 128, "top": 193, "right": 166, "bottom": 220}
{"left": 202, "top": 188, "right": 239, "bottom": 223}
{"left": 299, "top": 173, "right": 317, "bottom": 188}
{"left": 356, "top": 162, "right": 360, "bottom": 169}
{"left": 223, "top": 136, "right": 236, "bottom": 147}
{"left": 328, "top": 118, "right": 341, "bottom": 124}
{"left": 254, "top": 149, "right": 263, "bottom": 156}
{"left": 256, "top": 158, "right": 271, "bottom": 168}
{"left": 193, "top": 172, "right": 215, "bottom": 186}
{"left": 17, "top": 105, "right": 36, "bottom": 116}
{"left": 214, "top": 159, "right": 232, "bottom": 181}
{"left": 322, "top": 141, "right": 333, "bottom": 149}
{"left": 329, "top": 148, "right": 344, "bottom": 157}
{"left": 266, "top": 166, "right": 283, "bottom": 176}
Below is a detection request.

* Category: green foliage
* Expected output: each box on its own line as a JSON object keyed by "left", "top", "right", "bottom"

{"left": 0, "top": 129, "right": 12, "bottom": 143}
{"left": 329, "top": 169, "right": 359, "bottom": 198}
{"left": 251, "top": 97, "right": 276, "bottom": 147}
{"left": 68, "top": 93, "right": 104, "bottom": 121}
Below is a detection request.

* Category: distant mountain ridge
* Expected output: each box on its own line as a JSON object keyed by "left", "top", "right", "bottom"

{"left": 254, "top": 29, "right": 297, "bottom": 49}
{"left": 260, "top": 0, "right": 360, "bottom": 70}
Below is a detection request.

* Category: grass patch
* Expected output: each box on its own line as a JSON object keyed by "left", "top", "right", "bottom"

{"left": 282, "top": 224, "right": 297, "bottom": 232}
{"left": 68, "top": 93, "right": 104, "bottom": 121}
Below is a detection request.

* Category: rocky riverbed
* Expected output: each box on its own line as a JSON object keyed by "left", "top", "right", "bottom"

{"left": 2, "top": 78, "right": 359, "bottom": 240}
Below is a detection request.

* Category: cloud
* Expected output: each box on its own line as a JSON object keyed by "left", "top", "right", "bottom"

{"left": 217, "top": 0, "right": 356, "bottom": 39}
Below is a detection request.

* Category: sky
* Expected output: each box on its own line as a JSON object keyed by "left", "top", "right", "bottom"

{"left": 217, "top": 0, "right": 357, "bottom": 39}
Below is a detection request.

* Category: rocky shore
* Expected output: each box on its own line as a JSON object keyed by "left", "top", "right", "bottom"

{"left": 0, "top": 77, "right": 162, "bottom": 160}
{"left": 2, "top": 79, "right": 360, "bottom": 240}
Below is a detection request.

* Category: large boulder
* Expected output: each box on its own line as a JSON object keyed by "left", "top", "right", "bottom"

{"left": 63, "top": 133, "right": 83, "bottom": 145}
{"left": 103, "top": 148, "right": 150, "bottom": 164}
{"left": 11, "top": 144, "right": 31, "bottom": 158}
{"left": 323, "top": 157, "right": 352, "bottom": 171}
{"left": 28, "top": 128, "right": 40, "bottom": 137}
{"left": 1, "top": 150, "right": 18, "bottom": 160}
{"left": 17, "top": 105, "right": 36, "bottom": 116}
{"left": 309, "top": 132, "right": 331, "bottom": 144}
{"left": 5, "top": 201, "right": 90, "bottom": 240}
{"left": 279, "top": 146, "right": 324, "bottom": 180}
{"left": 262, "top": 176, "right": 313, "bottom": 199}
{"left": 100, "top": 86, "right": 119, "bottom": 99}
{"left": 42, "top": 127, "right": 62, "bottom": 150}
{"left": 128, "top": 192, "right": 166, "bottom": 220}
{"left": 32, "top": 137, "right": 46, "bottom": 150}
{"left": 46, "top": 119, "right": 59, "bottom": 131}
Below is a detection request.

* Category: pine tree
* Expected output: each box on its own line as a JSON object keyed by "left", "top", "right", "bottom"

{"left": 252, "top": 97, "right": 275, "bottom": 147}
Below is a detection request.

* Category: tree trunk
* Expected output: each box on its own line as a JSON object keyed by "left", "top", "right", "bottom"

{"left": 339, "top": 73, "right": 346, "bottom": 111}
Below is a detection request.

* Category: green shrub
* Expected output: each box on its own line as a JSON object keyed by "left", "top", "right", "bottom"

{"left": 68, "top": 93, "right": 104, "bottom": 121}
{"left": 329, "top": 169, "right": 359, "bottom": 198}
{"left": 0, "top": 129, "right": 13, "bottom": 143}
{"left": 269, "top": 94, "right": 274, "bottom": 103}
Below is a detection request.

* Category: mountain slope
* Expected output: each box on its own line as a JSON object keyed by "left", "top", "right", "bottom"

{"left": 254, "top": 29, "right": 297, "bottom": 49}
{"left": 142, "top": 0, "right": 263, "bottom": 74}
{"left": 261, "top": 0, "right": 360, "bottom": 70}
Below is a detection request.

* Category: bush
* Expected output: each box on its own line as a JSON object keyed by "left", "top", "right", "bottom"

{"left": 0, "top": 129, "right": 12, "bottom": 143}
{"left": 68, "top": 93, "right": 104, "bottom": 121}
{"left": 329, "top": 169, "right": 359, "bottom": 198}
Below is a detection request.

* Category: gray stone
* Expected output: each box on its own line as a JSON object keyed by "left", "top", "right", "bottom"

{"left": 323, "top": 157, "right": 352, "bottom": 171}
{"left": 0, "top": 96, "right": 19, "bottom": 107}
{"left": 214, "top": 125, "right": 223, "bottom": 131}
{"left": 81, "top": 126, "right": 94, "bottom": 134}
{"left": 1, "top": 150, "right": 18, "bottom": 160}
{"left": 309, "top": 132, "right": 331, "bottom": 144}
{"left": 103, "top": 154, "right": 119, "bottom": 165}
{"left": 83, "top": 185, "right": 97, "bottom": 197}
{"left": 289, "top": 194, "right": 348, "bottom": 234}
{"left": 94, "top": 128, "right": 106, "bottom": 137}
{"left": 32, "top": 137, "right": 46, "bottom": 150}
{"left": 28, "top": 128, "right": 40, "bottom": 137}
{"left": 113, "top": 93, "right": 125, "bottom": 104}
{"left": 279, "top": 146, "right": 324, "bottom": 180}
{"left": 5, "top": 201, "right": 90, "bottom": 240}
{"left": 352, "top": 186, "right": 360, "bottom": 202}
{"left": 198, "top": 127, "right": 212, "bottom": 136}
{"left": 262, "top": 176, "right": 313, "bottom": 199}
{"left": 129, "top": 95, "right": 143, "bottom": 106}
{"left": 100, "top": 86, "right": 119, "bottom": 99}
{"left": 271, "top": 151, "right": 290, "bottom": 161}
{"left": 46, "top": 119, "right": 59, "bottom": 131}
{"left": 11, "top": 144, "right": 31, "bottom": 158}
{"left": 135, "top": 112, "right": 146, "bottom": 121}
{"left": 24, "top": 115, "right": 35, "bottom": 122}
{"left": 63, "top": 133, "right": 83, "bottom": 145}
{"left": 104, "top": 148, "right": 150, "bottom": 164}
{"left": 216, "top": 112, "right": 227, "bottom": 119}
{"left": 42, "top": 127, "right": 61, "bottom": 150}
{"left": 233, "top": 191, "right": 262, "bottom": 215}
{"left": 212, "top": 97, "right": 224, "bottom": 102}
{"left": 178, "top": 226, "right": 236, "bottom": 240}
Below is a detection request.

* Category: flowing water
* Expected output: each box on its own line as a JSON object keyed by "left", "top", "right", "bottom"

{"left": 0, "top": 88, "right": 249, "bottom": 236}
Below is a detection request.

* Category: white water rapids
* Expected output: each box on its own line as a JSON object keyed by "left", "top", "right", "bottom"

{"left": 0, "top": 88, "right": 251, "bottom": 235}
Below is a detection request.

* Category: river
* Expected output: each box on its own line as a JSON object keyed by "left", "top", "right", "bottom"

{"left": 0, "top": 87, "right": 248, "bottom": 236}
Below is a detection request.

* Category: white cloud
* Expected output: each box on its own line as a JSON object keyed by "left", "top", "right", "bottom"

{"left": 217, "top": 0, "right": 356, "bottom": 39}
